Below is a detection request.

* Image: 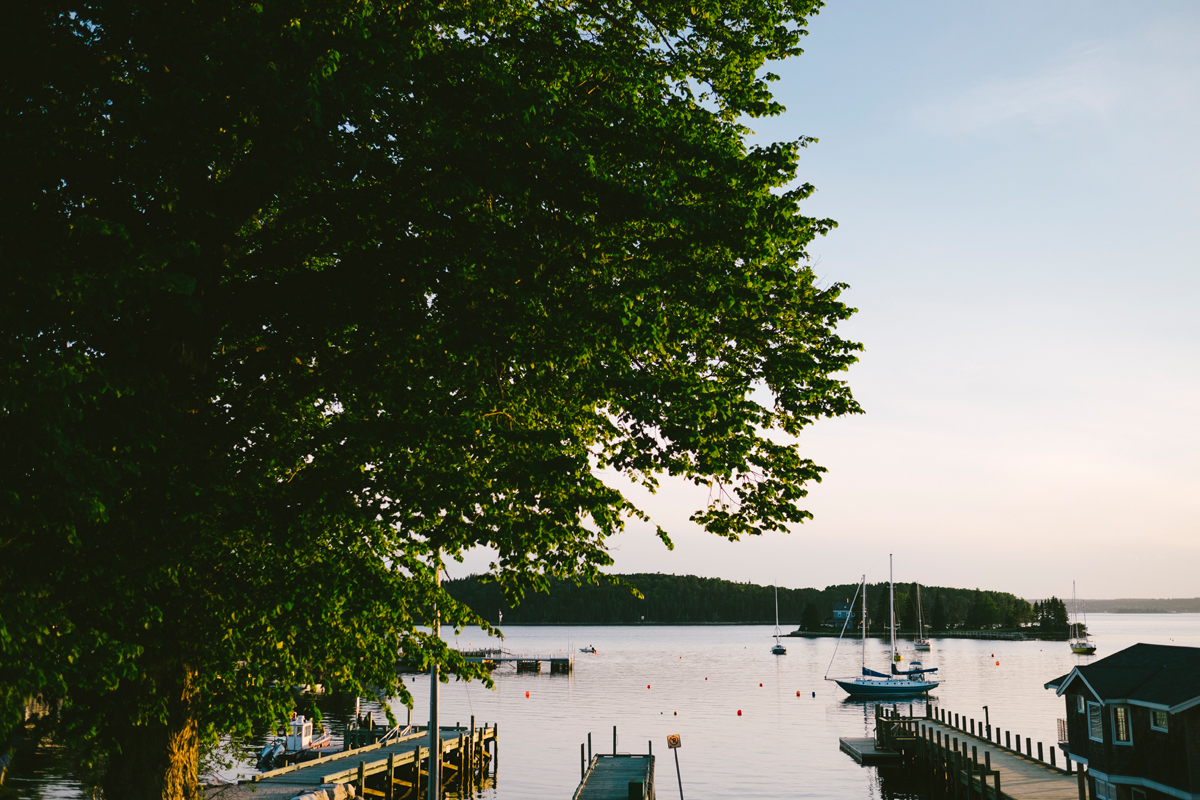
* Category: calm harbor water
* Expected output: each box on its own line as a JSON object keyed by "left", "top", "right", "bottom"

{"left": 8, "top": 614, "right": 1200, "bottom": 799}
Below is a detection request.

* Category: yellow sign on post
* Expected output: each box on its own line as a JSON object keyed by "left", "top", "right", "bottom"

{"left": 666, "top": 735, "right": 684, "bottom": 799}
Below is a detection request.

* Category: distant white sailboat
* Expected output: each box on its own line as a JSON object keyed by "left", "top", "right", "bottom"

{"left": 1069, "top": 581, "right": 1096, "bottom": 655}
{"left": 771, "top": 584, "right": 787, "bottom": 655}
{"left": 914, "top": 583, "right": 931, "bottom": 651}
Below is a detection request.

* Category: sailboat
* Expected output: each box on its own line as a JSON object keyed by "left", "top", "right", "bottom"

{"left": 771, "top": 585, "right": 787, "bottom": 655}
{"left": 1069, "top": 581, "right": 1097, "bottom": 655}
{"left": 825, "top": 556, "right": 939, "bottom": 697}
{"left": 914, "top": 584, "right": 931, "bottom": 651}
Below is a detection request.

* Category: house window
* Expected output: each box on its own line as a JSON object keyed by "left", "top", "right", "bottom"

{"left": 1076, "top": 695, "right": 1085, "bottom": 713}
{"left": 1151, "top": 710, "right": 1168, "bottom": 731}
{"left": 1088, "top": 702, "right": 1103, "bottom": 741}
{"left": 1112, "top": 705, "right": 1131, "bottom": 744}
{"left": 1095, "top": 779, "right": 1112, "bottom": 800}
{"left": 1132, "top": 789, "right": 1147, "bottom": 800}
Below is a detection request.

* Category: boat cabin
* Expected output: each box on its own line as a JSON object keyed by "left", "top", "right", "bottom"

{"left": 1044, "top": 643, "right": 1200, "bottom": 800}
{"left": 286, "top": 714, "right": 314, "bottom": 751}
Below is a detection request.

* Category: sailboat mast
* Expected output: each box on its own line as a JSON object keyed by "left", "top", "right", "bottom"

{"left": 861, "top": 574, "right": 867, "bottom": 673}
{"left": 889, "top": 554, "right": 897, "bottom": 659}
{"left": 917, "top": 584, "right": 924, "bottom": 639}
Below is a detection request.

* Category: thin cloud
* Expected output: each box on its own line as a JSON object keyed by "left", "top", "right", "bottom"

{"left": 913, "top": 44, "right": 1124, "bottom": 134}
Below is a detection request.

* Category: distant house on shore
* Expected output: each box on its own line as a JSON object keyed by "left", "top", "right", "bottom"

{"left": 1044, "top": 643, "right": 1200, "bottom": 800}
{"left": 830, "top": 599, "right": 856, "bottom": 628}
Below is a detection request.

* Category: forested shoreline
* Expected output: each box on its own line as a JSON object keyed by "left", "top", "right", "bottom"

{"left": 446, "top": 573, "right": 1075, "bottom": 633}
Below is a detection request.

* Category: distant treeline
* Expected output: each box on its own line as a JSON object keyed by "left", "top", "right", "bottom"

{"left": 1076, "top": 598, "right": 1200, "bottom": 614}
{"left": 445, "top": 573, "right": 1072, "bottom": 633}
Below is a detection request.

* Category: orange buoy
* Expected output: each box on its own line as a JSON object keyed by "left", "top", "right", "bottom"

{"left": 796, "top": 690, "right": 801, "bottom": 697}
{"left": 737, "top": 710, "right": 742, "bottom": 716}
{"left": 995, "top": 661, "right": 1000, "bottom": 666}
{"left": 525, "top": 691, "right": 530, "bottom": 698}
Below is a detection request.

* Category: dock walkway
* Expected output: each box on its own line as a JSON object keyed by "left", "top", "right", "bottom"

{"left": 253, "top": 723, "right": 496, "bottom": 799}
{"left": 572, "top": 754, "right": 654, "bottom": 800}
{"left": 917, "top": 719, "right": 1083, "bottom": 800}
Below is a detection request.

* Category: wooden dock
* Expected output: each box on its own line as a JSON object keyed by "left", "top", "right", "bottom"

{"left": 253, "top": 723, "right": 496, "bottom": 798}
{"left": 572, "top": 754, "right": 654, "bottom": 800}
{"left": 459, "top": 651, "right": 574, "bottom": 673}
{"left": 839, "top": 737, "right": 903, "bottom": 766}
{"left": 861, "top": 708, "right": 1086, "bottom": 800}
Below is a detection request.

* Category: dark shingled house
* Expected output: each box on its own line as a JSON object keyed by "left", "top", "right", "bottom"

{"left": 1045, "top": 643, "right": 1200, "bottom": 800}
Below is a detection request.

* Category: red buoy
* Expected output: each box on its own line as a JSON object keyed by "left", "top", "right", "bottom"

{"left": 737, "top": 710, "right": 742, "bottom": 716}
{"left": 796, "top": 690, "right": 801, "bottom": 697}
{"left": 759, "top": 683, "right": 763, "bottom": 687}
{"left": 647, "top": 685, "right": 651, "bottom": 689}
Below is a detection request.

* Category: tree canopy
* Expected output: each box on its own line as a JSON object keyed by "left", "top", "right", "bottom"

{"left": 1, "top": 1, "right": 859, "bottom": 797}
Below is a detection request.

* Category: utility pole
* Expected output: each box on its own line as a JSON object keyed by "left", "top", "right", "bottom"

{"left": 428, "top": 549, "right": 441, "bottom": 800}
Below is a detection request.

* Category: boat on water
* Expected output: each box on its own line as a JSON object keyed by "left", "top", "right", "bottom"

{"left": 914, "top": 583, "right": 931, "bottom": 651}
{"left": 825, "top": 556, "right": 939, "bottom": 697}
{"left": 771, "top": 585, "right": 787, "bottom": 655}
{"left": 256, "top": 714, "right": 333, "bottom": 771}
{"left": 580, "top": 645, "right": 597, "bottom": 654}
{"left": 1069, "top": 581, "right": 1097, "bottom": 655}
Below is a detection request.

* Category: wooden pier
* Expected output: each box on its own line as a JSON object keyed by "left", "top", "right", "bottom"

{"left": 851, "top": 706, "right": 1086, "bottom": 800}
{"left": 458, "top": 650, "right": 574, "bottom": 673}
{"left": 572, "top": 755, "right": 654, "bottom": 800}
{"left": 253, "top": 722, "right": 496, "bottom": 799}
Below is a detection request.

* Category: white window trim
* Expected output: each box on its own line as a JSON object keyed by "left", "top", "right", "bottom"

{"left": 1150, "top": 710, "right": 1168, "bottom": 732}
{"left": 1112, "top": 705, "right": 1133, "bottom": 746}
{"left": 1088, "top": 701, "right": 1104, "bottom": 742}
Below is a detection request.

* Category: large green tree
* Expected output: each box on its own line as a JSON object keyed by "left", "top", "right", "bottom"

{"left": 1, "top": 0, "right": 859, "bottom": 797}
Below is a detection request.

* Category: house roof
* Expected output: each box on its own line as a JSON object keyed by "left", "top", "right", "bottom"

{"left": 1044, "top": 643, "right": 1200, "bottom": 713}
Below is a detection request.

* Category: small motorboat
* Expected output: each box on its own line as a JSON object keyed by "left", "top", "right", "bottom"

{"left": 257, "top": 715, "right": 334, "bottom": 771}
{"left": 580, "top": 645, "right": 597, "bottom": 654}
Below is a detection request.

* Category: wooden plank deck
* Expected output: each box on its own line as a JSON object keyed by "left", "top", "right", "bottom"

{"left": 839, "top": 737, "right": 903, "bottom": 765}
{"left": 572, "top": 754, "right": 654, "bottom": 800}
{"left": 253, "top": 725, "right": 494, "bottom": 787}
{"left": 921, "top": 720, "right": 1082, "bottom": 800}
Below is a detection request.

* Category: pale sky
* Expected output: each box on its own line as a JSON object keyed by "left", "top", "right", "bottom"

{"left": 452, "top": 2, "right": 1200, "bottom": 599}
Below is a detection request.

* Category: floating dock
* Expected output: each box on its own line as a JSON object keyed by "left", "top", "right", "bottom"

{"left": 253, "top": 723, "right": 496, "bottom": 798}
{"left": 459, "top": 650, "right": 574, "bottom": 673}
{"left": 839, "top": 737, "right": 902, "bottom": 765}
{"left": 572, "top": 754, "right": 655, "bottom": 800}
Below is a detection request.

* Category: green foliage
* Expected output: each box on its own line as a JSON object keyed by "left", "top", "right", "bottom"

{"left": 1033, "top": 597, "right": 1071, "bottom": 632}
{"left": 1, "top": 0, "right": 859, "bottom": 793}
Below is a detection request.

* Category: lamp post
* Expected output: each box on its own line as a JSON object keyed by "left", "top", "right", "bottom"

{"left": 983, "top": 705, "right": 990, "bottom": 740}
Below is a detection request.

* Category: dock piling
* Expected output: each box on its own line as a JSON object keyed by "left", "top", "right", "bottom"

{"left": 613, "top": 725, "right": 617, "bottom": 755}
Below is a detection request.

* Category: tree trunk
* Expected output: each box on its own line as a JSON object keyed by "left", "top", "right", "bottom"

{"left": 104, "top": 669, "right": 199, "bottom": 800}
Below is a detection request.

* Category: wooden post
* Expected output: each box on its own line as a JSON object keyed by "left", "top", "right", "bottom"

{"left": 580, "top": 743, "right": 585, "bottom": 779}
{"left": 588, "top": 732, "right": 592, "bottom": 761}
{"left": 1050, "top": 746, "right": 1056, "bottom": 768}
{"left": 357, "top": 761, "right": 365, "bottom": 796}
{"left": 1038, "top": 741, "right": 1044, "bottom": 762}
{"left": 1026, "top": 736, "right": 1032, "bottom": 758}
{"left": 970, "top": 719, "right": 975, "bottom": 736}
{"left": 1078, "top": 765, "right": 1086, "bottom": 800}
{"left": 414, "top": 746, "right": 421, "bottom": 798}
{"left": 386, "top": 753, "right": 396, "bottom": 800}
{"left": 613, "top": 725, "right": 617, "bottom": 756}
{"left": 993, "top": 771, "right": 1001, "bottom": 800}
{"left": 1005, "top": 731, "right": 1011, "bottom": 750}
{"left": 1067, "top": 755, "right": 1073, "bottom": 774}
